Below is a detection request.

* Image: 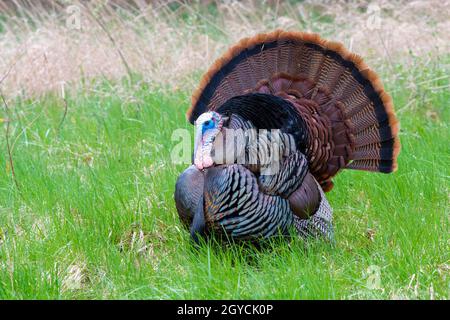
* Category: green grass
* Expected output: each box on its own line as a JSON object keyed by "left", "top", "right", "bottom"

{"left": 0, "top": 59, "right": 448, "bottom": 299}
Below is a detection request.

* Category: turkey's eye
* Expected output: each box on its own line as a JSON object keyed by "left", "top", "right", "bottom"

{"left": 203, "top": 120, "right": 214, "bottom": 130}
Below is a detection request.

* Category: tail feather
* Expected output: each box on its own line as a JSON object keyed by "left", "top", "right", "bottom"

{"left": 352, "top": 146, "right": 397, "bottom": 161}
{"left": 188, "top": 30, "right": 400, "bottom": 189}
{"left": 316, "top": 56, "right": 346, "bottom": 93}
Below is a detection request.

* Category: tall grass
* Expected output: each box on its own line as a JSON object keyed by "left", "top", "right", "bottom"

{"left": 0, "top": 0, "right": 449, "bottom": 97}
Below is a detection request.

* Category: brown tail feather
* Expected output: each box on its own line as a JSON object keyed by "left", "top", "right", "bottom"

{"left": 187, "top": 30, "right": 400, "bottom": 189}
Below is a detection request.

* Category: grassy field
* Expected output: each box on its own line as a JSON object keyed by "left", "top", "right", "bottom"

{"left": 0, "top": 59, "right": 448, "bottom": 299}
{"left": 0, "top": 1, "right": 449, "bottom": 299}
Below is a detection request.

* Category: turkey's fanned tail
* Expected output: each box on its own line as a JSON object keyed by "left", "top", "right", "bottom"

{"left": 187, "top": 30, "right": 400, "bottom": 190}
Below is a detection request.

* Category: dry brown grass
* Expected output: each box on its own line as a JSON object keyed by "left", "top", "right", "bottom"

{"left": 0, "top": 0, "right": 448, "bottom": 98}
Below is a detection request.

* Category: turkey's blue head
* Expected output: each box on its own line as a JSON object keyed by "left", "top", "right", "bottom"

{"left": 194, "top": 111, "right": 224, "bottom": 170}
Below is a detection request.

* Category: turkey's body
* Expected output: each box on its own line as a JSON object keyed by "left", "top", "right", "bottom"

{"left": 176, "top": 164, "right": 333, "bottom": 241}
{"left": 175, "top": 30, "right": 400, "bottom": 243}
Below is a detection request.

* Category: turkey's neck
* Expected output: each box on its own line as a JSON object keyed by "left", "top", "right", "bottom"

{"left": 211, "top": 114, "right": 297, "bottom": 172}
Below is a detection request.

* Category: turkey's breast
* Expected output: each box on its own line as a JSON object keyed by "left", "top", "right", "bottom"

{"left": 203, "top": 164, "right": 293, "bottom": 240}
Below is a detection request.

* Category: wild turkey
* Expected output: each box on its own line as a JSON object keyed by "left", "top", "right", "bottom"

{"left": 174, "top": 30, "right": 400, "bottom": 243}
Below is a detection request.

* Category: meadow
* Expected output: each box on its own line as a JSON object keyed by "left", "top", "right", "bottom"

{"left": 0, "top": 1, "right": 448, "bottom": 299}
